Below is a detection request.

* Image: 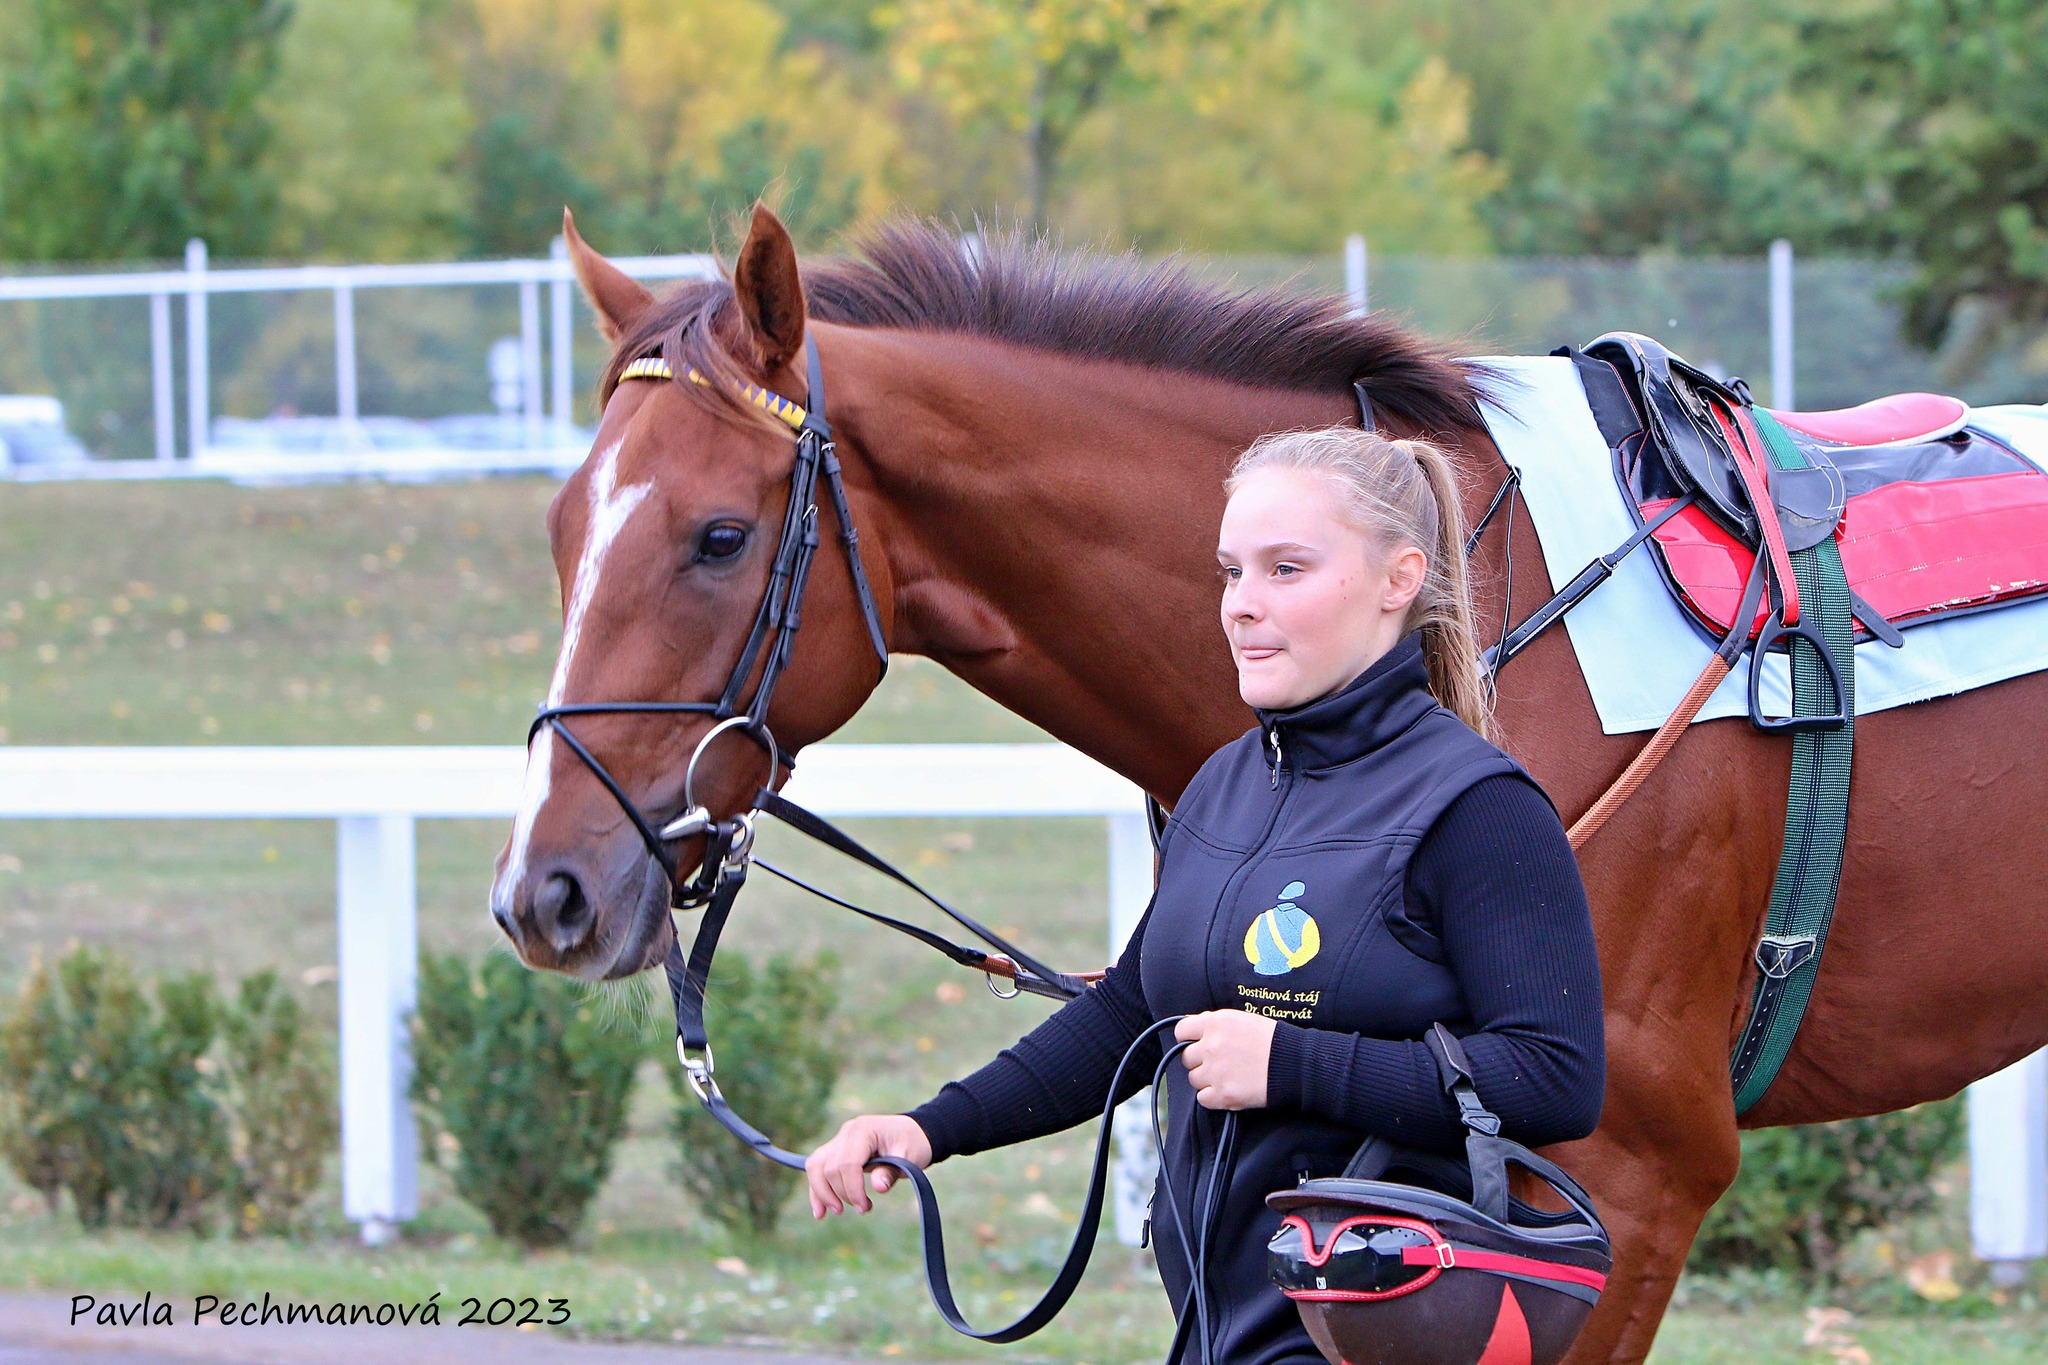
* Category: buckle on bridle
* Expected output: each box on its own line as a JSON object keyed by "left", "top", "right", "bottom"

{"left": 677, "top": 1040, "right": 717, "bottom": 1102}
{"left": 724, "top": 811, "right": 757, "bottom": 867}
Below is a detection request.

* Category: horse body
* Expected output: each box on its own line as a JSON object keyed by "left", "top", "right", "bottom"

{"left": 495, "top": 207, "right": 2048, "bottom": 1364}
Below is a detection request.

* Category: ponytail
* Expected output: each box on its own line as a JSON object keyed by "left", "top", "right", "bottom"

{"left": 1227, "top": 427, "right": 1493, "bottom": 738}
{"left": 1398, "top": 438, "right": 1491, "bottom": 737}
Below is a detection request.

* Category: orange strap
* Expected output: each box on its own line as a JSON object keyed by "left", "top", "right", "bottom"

{"left": 1568, "top": 653, "right": 1732, "bottom": 851}
{"left": 1714, "top": 401, "right": 1800, "bottom": 625}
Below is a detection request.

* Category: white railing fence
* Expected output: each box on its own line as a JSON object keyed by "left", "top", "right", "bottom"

{"left": 0, "top": 744, "right": 1159, "bottom": 1247}
{"left": 0, "top": 242, "right": 717, "bottom": 481}
{"left": 1, "top": 744, "right": 2041, "bottom": 1271}
{"left": 3, "top": 235, "right": 1836, "bottom": 485}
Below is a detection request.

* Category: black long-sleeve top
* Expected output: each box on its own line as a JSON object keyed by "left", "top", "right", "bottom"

{"left": 906, "top": 772, "right": 1603, "bottom": 1162}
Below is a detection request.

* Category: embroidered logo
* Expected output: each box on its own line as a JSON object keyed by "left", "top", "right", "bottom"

{"left": 1244, "top": 879, "right": 1320, "bottom": 976}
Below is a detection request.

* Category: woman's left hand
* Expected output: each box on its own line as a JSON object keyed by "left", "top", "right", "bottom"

{"left": 1174, "top": 1009, "right": 1277, "bottom": 1110}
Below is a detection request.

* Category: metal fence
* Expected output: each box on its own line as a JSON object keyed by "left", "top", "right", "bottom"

{"left": 0, "top": 242, "right": 716, "bottom": 479}
{"left": 3, "top": 238, "right": 2046, "bottom": 480}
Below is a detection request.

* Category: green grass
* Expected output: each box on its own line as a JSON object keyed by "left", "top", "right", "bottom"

{"left": 1, "top": 477, "right": 2042, "bottom": 1362}
{"left": 0, "top": 477, "right": 1044, "bottom": 746}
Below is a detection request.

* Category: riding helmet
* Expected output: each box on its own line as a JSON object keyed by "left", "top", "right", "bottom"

{"left": 1266, "top": 1025, "right": 1610, "bottom": 1365}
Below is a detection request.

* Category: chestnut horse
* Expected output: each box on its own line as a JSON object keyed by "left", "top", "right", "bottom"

{"left": 489, "top": 205, "right": 2048, "bottom": 1363}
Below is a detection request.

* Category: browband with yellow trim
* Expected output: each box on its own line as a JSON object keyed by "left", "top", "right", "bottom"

{"left": 617, "top": 355, "right": 809, "bottom": 432}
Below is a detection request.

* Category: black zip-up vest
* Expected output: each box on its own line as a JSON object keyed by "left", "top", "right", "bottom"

{"left": 1139, "top": 633, "right": 1537, "bottom": 1365}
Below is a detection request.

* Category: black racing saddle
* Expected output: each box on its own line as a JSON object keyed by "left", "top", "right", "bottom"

{"left": 1565, "top": 331, "right": 2048, "bottom": 650}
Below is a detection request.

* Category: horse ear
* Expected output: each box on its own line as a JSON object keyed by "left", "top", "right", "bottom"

{"left": 732, "top": 203, "right": 807, "bottom": 373}
{"left": 563, "top": 208, "right": 654, "bottom": 343}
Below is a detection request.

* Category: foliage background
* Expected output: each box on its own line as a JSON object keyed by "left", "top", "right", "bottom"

{"left": 3, "top": 1, "right": 2045, "bottom": 394}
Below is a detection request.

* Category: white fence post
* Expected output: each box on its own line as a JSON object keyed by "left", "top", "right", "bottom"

{"left": 183, "top": 239, "right": 209, "bottom": 458}
{"left": 333, "top": 281, "right": 360, "bottom": 443}
{"left": 1970, "top": 1049, "right": 2048, "bottom": 1284}
{"left": 338, "top": 813, "right": 420, "bottom": 1246}
{"left": 149, "top": 292, "right": 175, "bottom": 464}
{"left": 1769, "top": 238, "right": 1795, "bottom": 410}
{"left": 1107, "top": 809, "right": 1159, "bottom": 1247}
{"left": 519, "top": 278, "right": 543, "bottom": 448}
{"left": 550, "top": 236, "right": 574, "bottom": 443}
{"left": 1345, "top": 234, "right": 1369, "bottom": 317}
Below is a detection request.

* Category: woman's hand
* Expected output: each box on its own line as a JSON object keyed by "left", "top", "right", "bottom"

{"left": 1174, "top": 1009, "right": 1277, "bottom": 1110}
{"left": 806, "top": 1114, "right": 934, "bottom": 1218}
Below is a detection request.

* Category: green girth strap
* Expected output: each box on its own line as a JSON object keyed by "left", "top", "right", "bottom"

{"left": 1729, "top": 409, "right": 1857, "bottom": 1115}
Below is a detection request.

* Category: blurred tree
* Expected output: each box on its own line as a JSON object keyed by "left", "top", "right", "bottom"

{"left": 264, "top": 0, "right": 470, "bottom": 260}
{"left": 1795, "top": 0, "right": 2048, "bottom": 363}
{"left": 0, "top": 0, "right": 290, "bottom": 261}
{"left": 598, "top": 0, "right": 892, "bottom": 251}
{"left": 454, "top": 0, "right": 893, "bottom": 256}
{"left": 882, "top": 0, "right": 1263, "bottom": 229}
{"left": 450, "top": 0, "right": 615, "bottom": 257}
{"left": 1066, "top": 5, "right": 1500, "bottom": 255}
{"left": 1462, "top": 1, "right": 1839, "bottom": 257}
{"left": 1393, "top": 0, "right": 1623, "bottom": 253}
{"left": 763, "top": 0, "right": 891, "bottom": 54}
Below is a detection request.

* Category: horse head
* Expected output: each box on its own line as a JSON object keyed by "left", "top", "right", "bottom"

{"left": 490, "top": 205, "right": 892, "bottom": 980}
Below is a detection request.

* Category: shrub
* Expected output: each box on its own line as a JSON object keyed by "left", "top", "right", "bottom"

{"left": 411, "top": 951, "right": 643, "bottom": 1248}
{"left": 1689, "top": 1098, "right": 1966, "bottom": 1281}
{"left": 0, "top": 948, "right": 230, "bottom": 1229}
{"left": 666, "top": 950, "right": 844, "bottom": 1237}
{"left": 216, "top": 970, "right": 337, "bottom": 1236}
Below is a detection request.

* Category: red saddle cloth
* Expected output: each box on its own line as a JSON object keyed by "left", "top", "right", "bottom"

{"left": 1642, "top": 416, "right": 2048, "bottom": 639}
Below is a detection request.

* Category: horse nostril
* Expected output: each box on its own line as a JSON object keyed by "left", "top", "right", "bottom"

{"left": 532, "top": 870, "right": 594, "bottom": 953}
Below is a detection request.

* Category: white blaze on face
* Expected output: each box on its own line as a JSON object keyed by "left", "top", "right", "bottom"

{"left": 503, "top": 440, "right": 651, "bottom": 889}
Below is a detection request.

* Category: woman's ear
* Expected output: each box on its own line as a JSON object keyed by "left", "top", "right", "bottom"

{"left": 1383, "top": 546, "right": 1428, "bottom": 613}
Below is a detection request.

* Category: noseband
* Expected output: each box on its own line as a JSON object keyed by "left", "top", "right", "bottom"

{"left": 526, "top": 334, "right": 890, "bottom": 911}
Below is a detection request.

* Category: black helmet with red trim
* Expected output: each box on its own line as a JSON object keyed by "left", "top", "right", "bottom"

{"left": 1266, "top": 1025, "right": 1610, "bottom": 1365}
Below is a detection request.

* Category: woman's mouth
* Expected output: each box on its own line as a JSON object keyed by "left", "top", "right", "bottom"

{"left": 1238, "top": 645, "right": 1282, "bottom": 661}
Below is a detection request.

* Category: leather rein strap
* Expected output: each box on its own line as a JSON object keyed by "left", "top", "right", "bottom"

{"left": 667, "top": 829, "right": 1168, "bottom": 1342}
{"left": 531, "top": 333, "right": 1122, "bottom": 1345}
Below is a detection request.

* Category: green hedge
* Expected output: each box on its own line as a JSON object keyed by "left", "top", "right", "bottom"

{"left": 1690, "top": 1099, "right": 1966, "bottom": 1282}
{"left": 0, "top": 948, "right": 333, "bottom": 1233}
{"left": 410, "top": 951, "right": 643, "bottom": 1248}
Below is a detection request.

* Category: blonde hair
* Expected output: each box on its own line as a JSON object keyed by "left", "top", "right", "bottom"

{"left": 1226, "top": 426, "right": 1491, "bottom": 737}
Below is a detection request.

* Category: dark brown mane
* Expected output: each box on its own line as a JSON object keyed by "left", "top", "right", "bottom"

{"left": 606, "top": 220, "right": 1493, "bottom": 436}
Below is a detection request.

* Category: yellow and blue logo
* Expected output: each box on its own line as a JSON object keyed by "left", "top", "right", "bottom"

{"left": 1245, "top": 879, "right": 1320, "bottom": 976}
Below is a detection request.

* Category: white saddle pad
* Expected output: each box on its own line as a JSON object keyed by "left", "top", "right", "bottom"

{"left": 1477, "top": 355, "right": 2048, "bottom": 735}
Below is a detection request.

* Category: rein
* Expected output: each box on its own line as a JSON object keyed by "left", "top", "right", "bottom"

{"left": 523, "top": 333, "right": 1121, "bottom": 1345}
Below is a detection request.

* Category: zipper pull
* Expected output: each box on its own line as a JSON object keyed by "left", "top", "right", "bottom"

{"left": 1268, "top": 727, "right": 1284, "bottom": 789}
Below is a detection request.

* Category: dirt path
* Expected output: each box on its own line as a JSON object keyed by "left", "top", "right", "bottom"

{"left": 0, "top": 1294, "right": 884, "bottom": 1365}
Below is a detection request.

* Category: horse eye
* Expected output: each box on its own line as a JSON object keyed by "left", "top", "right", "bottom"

{"left": 696, "top": 523, "right": 749, "bottom": 562}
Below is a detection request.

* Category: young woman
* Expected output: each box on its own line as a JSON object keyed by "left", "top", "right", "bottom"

{"left": 806, "top": 426, "right": 1606, "bottom": 1365}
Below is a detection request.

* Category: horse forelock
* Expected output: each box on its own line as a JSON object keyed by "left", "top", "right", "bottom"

{"left": 599, "top": 220, "right": 1495, "bottom": 439}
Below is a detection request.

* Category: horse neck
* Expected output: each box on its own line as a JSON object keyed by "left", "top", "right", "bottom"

{"left": 828, "top": 327, "right": 1363, "bottom": 798}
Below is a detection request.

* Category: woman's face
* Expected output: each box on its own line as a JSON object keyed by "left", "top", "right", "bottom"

{"left": 1217, "top": 467, "right": 1426, "bottom": 710}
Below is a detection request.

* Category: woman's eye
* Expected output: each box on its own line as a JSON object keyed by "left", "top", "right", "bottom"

{"left": 1275, "top": 563, "right": 1299, "bottom": 577}
{"left": 696, "top": 524, "right": 749, "bottom": 562}
{"left": 1220, "top": 565, "right": 1241, "bottom": 582}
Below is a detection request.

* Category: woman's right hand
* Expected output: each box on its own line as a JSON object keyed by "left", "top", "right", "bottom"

{"left": 806, "top": 1114, "right": 934, "bottom": 1218}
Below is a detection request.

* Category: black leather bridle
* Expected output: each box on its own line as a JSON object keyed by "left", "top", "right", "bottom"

{"left": 525, "top": 333, "right": 889, "bottom": 916}
{"left": 517, "top": 328, "right": 1115, "bottom": 1346}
